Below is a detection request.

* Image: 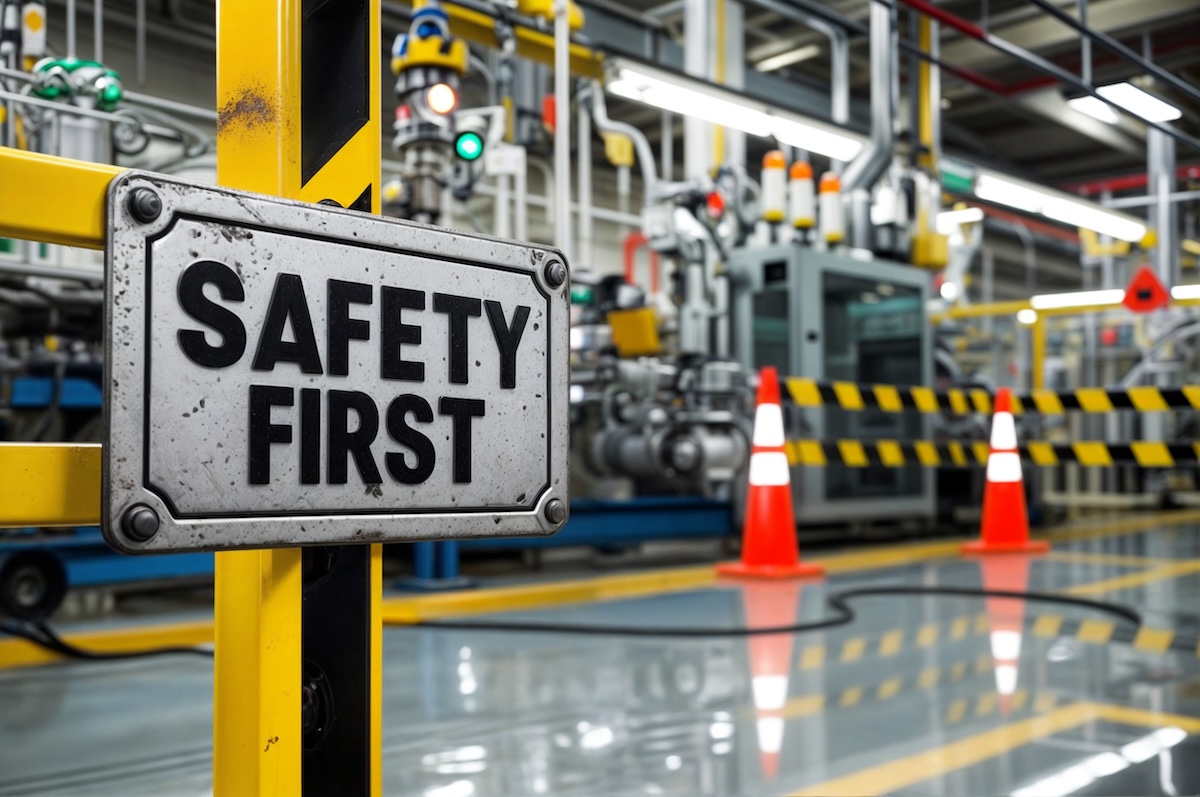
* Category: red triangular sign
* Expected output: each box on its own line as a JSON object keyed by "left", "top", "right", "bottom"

{"left": 1123, "top": 266, "right": 1170, "bottom": 313}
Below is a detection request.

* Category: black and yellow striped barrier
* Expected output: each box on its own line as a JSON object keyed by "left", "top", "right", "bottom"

{"left": 785, "top": 378, "right": 1200, "bottom": 415}
{"left": 785, "top": 439, "right": 1200, "bottom": 468}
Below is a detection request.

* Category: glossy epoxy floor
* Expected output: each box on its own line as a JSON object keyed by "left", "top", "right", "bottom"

{"left": 3, "top": 516, "right": 1200, "bottom": 796}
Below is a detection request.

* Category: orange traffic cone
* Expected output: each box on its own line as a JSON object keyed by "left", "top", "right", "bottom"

{"left": 742, "top": 580, "right": 802, "bottom": 779}
{"left": 979, "top": 555, "right": 1034, "bottom": 715}
{"left": 961, "top": 387, "right": 1049, "bottom": 556}
{"left": 719, "top": 367, "right": 824, "bottom": 579}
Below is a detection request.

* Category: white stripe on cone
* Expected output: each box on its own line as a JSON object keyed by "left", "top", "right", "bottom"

{"left": 986, "top": 451, "right": 1023, "bottom": 483}
{"left": 749, "top": 451, "right": 791, "bottom": 487}
{"left": 990, "top": 630, "right": 1022, "bottom": 660}
{"left": 752, "top": 404, "right": 786, "bottom": 447}
{"left": 752, "top": 674, "right": 789, "bottom": 711}
{"left": 756, "top": 717, "right": 784, "bottom": 754}
{"left": 991, "top": 411, "right": 1017, "bottom": 451}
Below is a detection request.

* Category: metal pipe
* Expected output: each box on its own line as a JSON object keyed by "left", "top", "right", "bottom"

{"left": 661, "top": 110, "right": 672, "bottom": 181}
{"left": 895, "top": 0, "right": 1200, "bottom": 153}
{"left": 123, "top": 89, "right": 217, "bottom": 122}
{"left": 577, "top": 101, "right": 593, "bottom": 268}
{"left": 841, "top": 0, "right": 894, "bottom": 192}
{"left": 514, "top": 161, "right": 528, "bottom": 241}
{"left": 67, "top": 0, "right": 76, "bottom": 56}
{"left": 93, "top": 0, "right": 102, "bottom": 62}
{"left": 470, "top": 179, "right": 643, "bottom": 226}
{"left": 587, "top": 82, "right": 658, "bottom": 206}
{"left": 1079, "top": 0, "right": 1090, "bottom": 86}
{"left": 1148, "top": 128, "right": 1177, "bottom": 286}
{"left": 553, "top": 0, "right": 571, "bottom": 258}
{"left": 135, "top": 0, "right": 146, "bottom": 86}
{"left": 746, "top": 0, "right": 849, "bottom": 150}
{"left": 1103, "top": 189, "right": 1200, "bottom": 209}
{"left": 1025, "top": 0, "right": 1200, "bottom": 109}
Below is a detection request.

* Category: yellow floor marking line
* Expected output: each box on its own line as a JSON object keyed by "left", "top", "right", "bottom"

{"left": 787, "top": 702, "right": 1096, "bottom": 797}
{"left": 839, "top": 637, "right": 866, "bottom": 663}
{"left": 780, "top": 694, "right": 825, "bottom": 719}
{"left": 0, "top": 620, "right": 213, "bottom": 669}
{"left": 1076, "top": 619, "right": 1116, "bottom": 644}
{"left": 1045, "top": 510, "right": 1200, "bottom": 545}
{"left": 1046, "top": 550, "right": 1179, "bottom": 568}
{"left": 878, "top": 630, "right": 904, "bottom": 658}
{"left": 1088, "top": 703, "right": 1200, "bottom": 734}
{"left": 1034, "top": 693, "right": 1059, "bottom": 713}
{"left": 798, "top": 644, "right": 825, "bottom": 672}
{"left": 1062, "top": 560, "right": 1200, "bottom": 598}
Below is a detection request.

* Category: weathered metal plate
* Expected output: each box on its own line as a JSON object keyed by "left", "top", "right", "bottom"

{"left": 103, "top": 172, "right": 569, "bottom": 553}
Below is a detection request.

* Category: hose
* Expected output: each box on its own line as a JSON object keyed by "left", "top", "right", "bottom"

{"left": 410, "top": 585, "right": 1140, "bottom": 636}
{"left": 0, "top": 620, "right": 213, "bottom": 660}
{"left": 0, "top": 586, "right": 1139, "bottom": 660}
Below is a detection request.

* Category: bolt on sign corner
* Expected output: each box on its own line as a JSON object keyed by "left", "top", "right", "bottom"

{"left": 103, "top": 172, "right": 569, "bottom": 554}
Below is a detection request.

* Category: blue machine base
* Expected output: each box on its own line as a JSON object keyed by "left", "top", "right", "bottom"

{"left": 0, "top": 528, "right": 213, "bottom": 588}
{"left": 463, "top": 497, "right": 733, "bottom": 550}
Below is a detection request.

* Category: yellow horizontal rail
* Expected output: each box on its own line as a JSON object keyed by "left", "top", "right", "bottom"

{"left": 438, "top": 2, "right": 605, "bottom": 79}
{"left": 0, "top": 147, "right": 123, "bottom": 249}
{"left": 0, "top": 443, "right": 102, "bottom": 527}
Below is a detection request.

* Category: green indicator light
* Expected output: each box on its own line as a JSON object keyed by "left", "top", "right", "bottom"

{"left": 570, "top": 286, "right": 593, "bottom": 304}
{"left": 455, "top": 131, "right": 483, "bottom": 161}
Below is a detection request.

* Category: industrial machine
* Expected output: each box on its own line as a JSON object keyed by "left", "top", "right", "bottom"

{"left": 729, "top": 245, "right": 934, "bottom": 524}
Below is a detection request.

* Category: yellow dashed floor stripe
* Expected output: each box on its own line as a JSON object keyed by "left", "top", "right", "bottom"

{"left": 877, "top": 678, "right": 902, "bottom": 700}
{"left": 1033, "top": 614, "right": 1064, "bottom": 638}
{"left": 879, "top": 630, "right": 904, "bottom": 658}
{"left": 840, "top": 686, "right": 864, "bottom": 707}
{"left": 799, "top": 645, "right": 825, "bottom": 672}
{"left": 840, "top": 637, "right": 867, "bottom": 663}
{"left": 1077, "top": 619, "right": 1116, "bottom": 645}
{"left": 1132, "top": 627, "right": 1175, "bottom": 653}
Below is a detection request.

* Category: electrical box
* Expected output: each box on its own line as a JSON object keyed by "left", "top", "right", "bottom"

{"left": 729, "top": 246, "right": 934, "bottom": 525}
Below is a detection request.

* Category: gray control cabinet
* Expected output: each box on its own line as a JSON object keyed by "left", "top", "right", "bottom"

{"left": 729, "top": 245, "right": 934, "bottom": 524}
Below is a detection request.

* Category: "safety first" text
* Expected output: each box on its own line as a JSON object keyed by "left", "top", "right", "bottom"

{"left": 175, "top": 261, "right": 531, "bottom": 487}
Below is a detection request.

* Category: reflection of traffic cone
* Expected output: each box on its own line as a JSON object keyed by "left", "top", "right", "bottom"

{"left": 979, "top": 555, "right": 1033, "bottom": 715}
{"left": 718, "top": 367, "right": 824, "bottom": 580}
{"left": 741, "top": 581, "right": 802, "bottom": 780}
{"left": 961, "top": 388, "right": 1050, "bottom": 555}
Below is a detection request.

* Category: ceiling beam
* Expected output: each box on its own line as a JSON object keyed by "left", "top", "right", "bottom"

{"left": 940, "top": 0, "right": 1200, "bottom": 70}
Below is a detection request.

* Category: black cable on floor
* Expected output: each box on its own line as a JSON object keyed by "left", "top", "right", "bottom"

{"left": 0, "top": 620, "right": 213, "bottom": 660}
{"left": 0, "top": 586, "right": 1141, "bottom": 659}
{"left": 410, "top": 586, "right": 1142, "bottom": 637}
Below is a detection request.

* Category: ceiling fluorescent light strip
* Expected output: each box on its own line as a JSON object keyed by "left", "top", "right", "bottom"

{"left": 973, "top": 170, "right": 1146, "bottom": 243}
{"left": 1030, "top": 289, "right": 1125, "bottom": 310}
{"left": 607, "top": 63, "right": 864, "bottom": 161}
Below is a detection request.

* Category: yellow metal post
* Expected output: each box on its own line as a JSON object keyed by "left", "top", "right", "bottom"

{"left": 1031, "top": 314, "right": 1047, "bottom": 390}
{"left": 212, "top": 1, "right": 382, "bottom": 794}
{"left": 0, "top": 443, "right": 101, "bottom": 527}
{"left": 917, "top": 17, "right": 934, "bottom": 172}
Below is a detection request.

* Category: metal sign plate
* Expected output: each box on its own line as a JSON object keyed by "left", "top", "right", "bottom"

{"left": 103, "top": 172, "right": 569, "bottom": 553}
